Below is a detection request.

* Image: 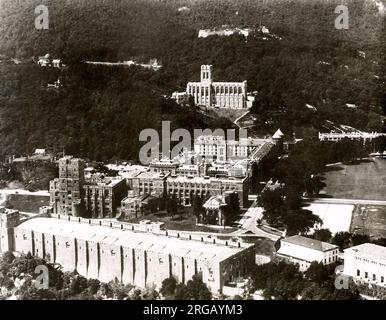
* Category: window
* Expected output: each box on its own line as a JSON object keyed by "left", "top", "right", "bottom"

{"left": 365, "top": 272, "right": 368, "bottom": 278}
{"left": 357, "top": 270, "right": 360, "bottom": 276}
{"left": 381, "top": 276, "right": 384, "bottom": 283}
{"left": 373, "top": 274, "right": 376, "bottom": 281}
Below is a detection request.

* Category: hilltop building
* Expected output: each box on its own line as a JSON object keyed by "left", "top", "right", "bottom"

{"left": 173, "top": 65, "right": 248, "bottom": 109}
{"left": 0, "top": 209, "right": 255, "bottom": 293}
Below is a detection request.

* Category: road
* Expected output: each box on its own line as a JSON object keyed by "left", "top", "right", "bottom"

{"left": 310, "top": 198, "right": 386, "bottom": 206}
{"left": 233, "top": 111, "right": 250, "bottom": 128}
{"left": 232, "top": 201, "right": 282, "bottom": 241}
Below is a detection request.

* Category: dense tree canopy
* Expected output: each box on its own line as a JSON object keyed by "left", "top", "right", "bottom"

{"left": 0, "top": 0, "right": 384, "bottom": 162}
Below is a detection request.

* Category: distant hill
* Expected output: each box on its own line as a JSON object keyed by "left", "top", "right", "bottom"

{"left": 0, "top": 0, "right": 384, "bottom": 161}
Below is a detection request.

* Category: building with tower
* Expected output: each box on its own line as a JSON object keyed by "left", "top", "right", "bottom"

{"left": 173, "top": 65, "right": 248, "bottom": 109}
{"left": 49, "top": 156, "right": 127, "bottom": 218}
{"left": 49, "top": 156, "right": 85, "bottom": 216}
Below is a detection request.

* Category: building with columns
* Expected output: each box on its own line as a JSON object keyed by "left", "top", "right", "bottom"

{"left": 184, "top": 65, "right": 248, "bottom": 109}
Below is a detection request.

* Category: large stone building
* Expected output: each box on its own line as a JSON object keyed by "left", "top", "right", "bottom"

{"left": 120, "top": 191, "right": 159, "bottom": 220}
{"left": 50, "top": 156, "right": 127, "bottom": 218}
{"left": 165, "top": 175, "right": 248, "bottom": 207}
{"left": 0, "top": 208, "right": 255, "bottom": 293}
{"left": 276, "top": 235, "right": 339, "bottom": 272}
{"left": 194, "top": 135, "right": 274, "bottom": 162}
{"left": 49, "top": 156, "right": 85, "bottom": 216}
{"left": 128, "top": 164, "right": 249, "bottom": 207}
{"left": 83, "top": 177, "right": 127, "bottom": 219}
{"left": 175, "top": 65, "right": 248, "bottom": 109}
{"left": 343, "top": 243, "right": 386, "bottom": 288}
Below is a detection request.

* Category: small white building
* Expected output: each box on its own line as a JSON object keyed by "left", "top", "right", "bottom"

{"left": 343, "top": 243, "right": 386, "bottom": 287}
{"left": 276, "top": 235, "right": 339, "bottom": 271}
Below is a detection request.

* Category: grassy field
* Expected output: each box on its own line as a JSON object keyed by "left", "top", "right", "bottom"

{"left": 351, "top": 205, "right": 386, "bottom": 239}
{"left": 7, "top": 194, "right": 49, "bottom": 213}
{"left": 321, "top": 158, "right": 386, "bottom": 201}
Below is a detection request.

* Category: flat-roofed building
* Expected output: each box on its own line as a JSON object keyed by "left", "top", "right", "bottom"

{"left": 194, "top": 135, "right": 273, "bottom": 163}
{"left": 1, "top": 210, "right": 255, "bottom": 293}
{"left": 343, "top": 243, "right": 386, "bottom": 287}
{"left": 120, "top": 191, "right": 159, "bottom": 220}
{"left": 165, "top": 174, "right": 248, "bottom": 207}
{"left": 130, "top": 171, "right": 169, "bottom": 197}
{"left": 276, "top": 235, "right": 339, "bottom": 271}
{"left": 83, "top": 177, "right": 127, "bottom": 219}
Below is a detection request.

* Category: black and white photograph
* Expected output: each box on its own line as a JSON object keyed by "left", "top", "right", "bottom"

{"left": 0, "top": 0, "right": 385, "bottom": 308}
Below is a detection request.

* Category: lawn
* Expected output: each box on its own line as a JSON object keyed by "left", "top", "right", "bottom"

{"left": 321, "top": 158, "right": 386, "bottom": 201}
{"left": 350, "top": 205, "right": 386, "bottom": 239}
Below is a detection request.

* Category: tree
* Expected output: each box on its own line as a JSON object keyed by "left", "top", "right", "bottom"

{"left": 305, "top": 262, "right": 329, "bottom": 284}
{"left": 166, "top": 196, "right": 178, "bottom": 217}
{"left": 351, "top": 234, "right": 370, "bottom": 246}
{"left": 312, "top": 229, "right": 332, "bottom": 242}
{"left": 186, "top": 275, "right": 212, "bottom": 300}
{"left": 174, "top": 283, "right": 190, "bottom": 300}
{"left": 160, "top": 277, "right": 177, "bottom": 299}
{"left": 192, "top": 196, "right": 204, "bottom": 222}
{"left": 331, "top": 232, "right": 352, "bottom": 251}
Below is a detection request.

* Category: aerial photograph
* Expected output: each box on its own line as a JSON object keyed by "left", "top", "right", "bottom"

{"left": 0, "top": 0, "right": 385, "bottom": 307}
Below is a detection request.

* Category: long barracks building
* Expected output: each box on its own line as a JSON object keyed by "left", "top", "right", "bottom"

{"left": 0, "top": 208, "right": 255, "bottom": 293}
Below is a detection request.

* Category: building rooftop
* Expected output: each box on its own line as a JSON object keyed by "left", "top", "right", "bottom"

{"left": 345, "top": 243, "right": 386, "bottom": 261}
{"left": 16, "top": 217, "right": 249, "bottom": 262}
{"left": 272, "top": 129, "right": 284, "bottom": 139}
{"left": 85, "top": 176, "right": 125, "bottom": 187}
{"left": 281, "top": 235, "right": 338, "bottom": 252}
{"left": 203, "top": 195, "right": 227, "bottom": 209}
{"left": 134, "top": 171, "right": 168, "bottom": 180}
{"left": 167, "top": 174, "right": 246, "bottom": 184}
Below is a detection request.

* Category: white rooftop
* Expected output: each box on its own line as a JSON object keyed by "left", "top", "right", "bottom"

{"left": 345, "top": 243, "right": 386, "bottom": 262}
{"left": 16, "top": 217, "right": 247, "bottom": 262}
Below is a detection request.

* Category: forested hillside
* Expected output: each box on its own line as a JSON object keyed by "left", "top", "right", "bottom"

{"left": 0, "top": 0, "right": 385, "bottom": 161}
